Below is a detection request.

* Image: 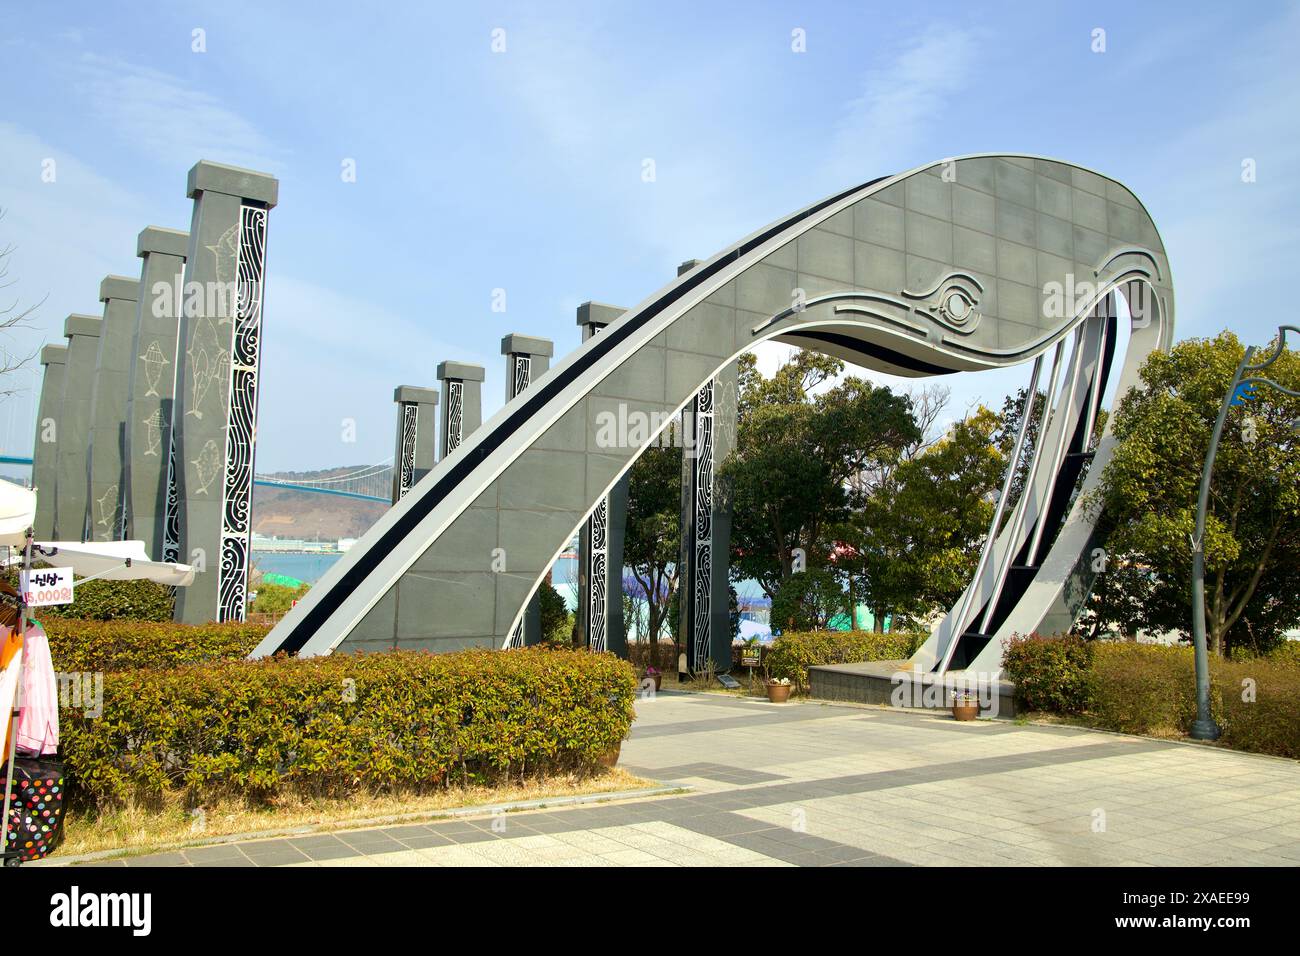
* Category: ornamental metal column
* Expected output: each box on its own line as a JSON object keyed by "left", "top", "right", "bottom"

{"left": 575, "top": 302, "right": 630, "bottom": 656}
{"left": 391, "top": 386, "right": 439, "bottom": 502}
{"left": 32, "top": 344, "right": 68, "bottom": 540}
{"left": 123, "top": 226, "right": 189, "bottom": 561}
{"left": 86, "top": 276, "right": 139, "bottom": 541}
{"left": 172, "top": 161, "right": 278, "bottom": 624}
{"left": 56, "top": 314, "right": 102, "bottom": 542}
{"left": 436, "top": 360, "right": 486, "bottom": 459}
{"left": 676, "top": 260, "right": 737, "bottom": 675}
{"left": 501, "top": 333, "right": 554, "bottom": 648}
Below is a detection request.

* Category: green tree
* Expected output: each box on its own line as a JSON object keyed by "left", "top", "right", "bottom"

{"left": 1088, "top": 332, "right": 1300, "bottom": 657}
{"left": 623, "top": 439, "right": 683, "bottom": 667}
{"left": 722, "top": 352, "right": 919, "bottom": 598}
{"left": 770, "top": 568, "right": 849, "bottom": 631}
{"left": 849, "top": 407, "right": 1007, "bottom": 629}
{"left": 537, "top": 579, "right": 571, "bottom": 644}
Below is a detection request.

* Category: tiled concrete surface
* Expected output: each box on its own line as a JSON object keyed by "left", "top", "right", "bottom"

{"left": 82, "top": 692, "right": 1300, "bottom": 867}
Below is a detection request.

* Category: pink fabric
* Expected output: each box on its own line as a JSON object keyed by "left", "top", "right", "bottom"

{"left": 16, "top": 622, "right": 58, "bottom": 756}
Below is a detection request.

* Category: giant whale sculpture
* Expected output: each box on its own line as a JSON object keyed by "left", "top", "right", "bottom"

{"left": 254, "top": 155, "right": 1173, "bottom": 675}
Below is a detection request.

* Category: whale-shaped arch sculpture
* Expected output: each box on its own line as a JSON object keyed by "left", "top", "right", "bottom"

{"left": 254, "top": 154, "right": 1173, "bottom": 675}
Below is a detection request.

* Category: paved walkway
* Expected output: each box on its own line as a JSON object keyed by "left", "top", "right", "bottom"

{"left": 78, "top": 692, "right": 1300, "bottom": 867}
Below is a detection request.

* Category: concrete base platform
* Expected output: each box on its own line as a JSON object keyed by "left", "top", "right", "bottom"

{"left": 809, "top": 660, "right": 1018, "bottom": 718}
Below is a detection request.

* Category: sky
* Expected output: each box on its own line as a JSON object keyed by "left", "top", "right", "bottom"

{"left": 1, "top": 1, "right": 1297, "bottom": 472}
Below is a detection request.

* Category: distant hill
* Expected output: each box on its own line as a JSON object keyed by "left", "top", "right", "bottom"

{"left": 253, "top": 465, "right": 388, "bottom": 541}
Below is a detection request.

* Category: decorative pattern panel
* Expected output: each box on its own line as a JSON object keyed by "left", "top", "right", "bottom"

{"left": 397, "top": 403, "right": 419, "bottom": 500}
{"left": 446, "top": 381, "right": 464, "bottom": 453}
{"left": 690, "top": 380, "right": 715, "bottom": 672}
{"left": 217, "top": 205, "right": 266, "bottom": 622}
{"left": 587, "top": 496, "right": 608, "bottom": 653}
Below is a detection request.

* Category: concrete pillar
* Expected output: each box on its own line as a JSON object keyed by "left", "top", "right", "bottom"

{"left": 55, "top": 315, "right": 102, "bottom": 542}
{"left": 501, "top": 333, "right": 554, "bottom": 647}
{"left": 575, "top": 302, "right": 630, "bottom": 657}
{"left": 32, "top": 344, "right": 68, "bottom": 540}
{"left": 676, "top": 259, "right": 737, "bottom": 674}
{"left": 123, "top": 226, "right": 188, "bottom": 561}
{"left": 86, "top": 276, "right": 139, "bottom": 541}
{"left": 436, "top": 361, "right": 485, "bottom": 459}
{"left": 172, "top": 161, "right": 278, "bottom": 624}
{"left": 501, "top": 333, "right": 553, "bottom": 401}
{"left": 391, "top": 385, "right": 439, "bottom": 502}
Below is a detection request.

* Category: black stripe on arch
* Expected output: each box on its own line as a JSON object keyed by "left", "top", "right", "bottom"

{"left": 782, "top": 331, "right": 958, "bottom": 376}
{"left": 274, "top": 175, "right": 891, "bottom": 654}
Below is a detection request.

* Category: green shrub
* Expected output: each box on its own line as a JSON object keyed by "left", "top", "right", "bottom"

{"left": 1001, "top": 633, "right": 1095, "bottom": 714}
{"left": 1087, "top": 643, "right": 1198, "bottom": 735}
{"left": 1005, "top": 639, "right": 1300, "bottom": 759}
{"left": 1213, "top": 655, "right": 1300, "bottom": 759}
{"left": 250, "top": 581, "right": 309, "bottom": 616}
{"left": 60, "top": 647, "right": 636, "bottom": 810}
{"left": 35, "top": 577, "right": 175, "bottom": 622}
{"left": 41, "top": 618, "right": 269, "bottom": 672}
{"left": 765, "top": 629, "right": 924, "bottom": 691}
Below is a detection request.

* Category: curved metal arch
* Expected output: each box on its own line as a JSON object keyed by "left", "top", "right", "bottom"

{"left": 253, "top": 155, "right": 1175, "bottom": 660}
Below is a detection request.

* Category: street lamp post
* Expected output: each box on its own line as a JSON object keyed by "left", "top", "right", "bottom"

{"left": 1190, "top": 325, "right": 1300, "bottom": 740}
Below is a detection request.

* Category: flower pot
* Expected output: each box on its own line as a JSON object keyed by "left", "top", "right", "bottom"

{"left": 648, "top": 673, "right": 662, "bottom": 691}
{"left": 765, "top": 683, "right": 792, "bottom": 704}
{"left": 952, "top": 699, "right": 980, "bottom": 721}
{"left": 598, "top": 742, "right": 622, "bottom": 768}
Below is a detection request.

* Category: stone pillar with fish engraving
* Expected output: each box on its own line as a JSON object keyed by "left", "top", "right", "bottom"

{"left": 171, "top": 161, "right": 278, "bottom": 624}
{"left": 56, "top": 314, "right": 102, "bottom": 542}
{"left": 123, "top": 226, "right": 189, "bottom": 561}
{"left": 86, "top": 275, "right": 139, "bottom": 541}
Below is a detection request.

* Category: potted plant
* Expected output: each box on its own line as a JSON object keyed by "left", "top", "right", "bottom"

{"left": 951, "top": 690, "right": 980, "bottom": 721}
{"left": 644, "top": 665, "right": 662, "bottom": 692}
{"left": 765, "top": 676, "right": 793, "bottom": 703}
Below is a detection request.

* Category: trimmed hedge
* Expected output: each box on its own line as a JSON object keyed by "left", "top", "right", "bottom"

{"left": 60, "top": 647, "right": 637, "bottom": 810}
{"left": 1002, "top": 636, "right": 1300, "bottom": 759}
{"left": 765, "top": 630, "right": 925, "bottom": 691}
{"left": 41, "top": 618, "right": 270, "bottom": 673}
{"left": 37, "top": 578, "right": 175, "bottom": 622}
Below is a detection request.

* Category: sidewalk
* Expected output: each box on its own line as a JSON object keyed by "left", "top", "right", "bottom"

{"left": 70, "top": 691, "right": 1300, "bottom": 867}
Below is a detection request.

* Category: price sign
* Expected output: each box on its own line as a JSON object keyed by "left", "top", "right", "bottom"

{"left": 20, "top": 567, "right": 75, "bottom": 607}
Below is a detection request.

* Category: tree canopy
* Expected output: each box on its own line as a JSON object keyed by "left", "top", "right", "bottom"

{"left": 1087, "top": 332, "right": 1300, "bottom": 656}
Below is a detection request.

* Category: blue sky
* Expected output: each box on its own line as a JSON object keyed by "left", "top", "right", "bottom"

{"left": 1, "top": 1, "right": 1297, "bottom": 471}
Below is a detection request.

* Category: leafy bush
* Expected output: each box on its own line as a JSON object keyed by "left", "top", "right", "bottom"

{"left": 1001, "top": 633, "right": 1095, "bottom": 714}
{"left": 250, "top": 581, "right": 309, "bottom": 616}
{"left": 1003, "top": 638, "right": 1300, "bottom": 758}
{"left": 41, "top": 618, "right": 269, "bottom": 672}
{"left": 1213, "top": 655, "right": 1300, "bottom": 758}
{"left": 60, "top": 647, "right": 637, "bottom": 810}
{"left": 1086, "top": 643, "right": 1196, "bottom": 734}
{"left": 765, "top": 629, "right": 924, "bottom": 691}
{"left": 35, "top": 577, "right": 175, "bottom": 622}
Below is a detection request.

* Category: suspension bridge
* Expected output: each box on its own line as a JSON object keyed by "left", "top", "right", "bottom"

{"left": 0, "top": 454, "right": 394, "bottom": 504}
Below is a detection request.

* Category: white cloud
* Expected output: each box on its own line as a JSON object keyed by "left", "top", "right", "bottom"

{"left": 74, "top": 53, "right": 284, "bottom": 174}
{"left": 822, "top": 25, "right": 983, "bottom": 185}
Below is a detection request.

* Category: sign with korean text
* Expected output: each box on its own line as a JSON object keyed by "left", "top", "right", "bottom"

{"left": 20, "top": 567, "right": 75, "bottom": 607}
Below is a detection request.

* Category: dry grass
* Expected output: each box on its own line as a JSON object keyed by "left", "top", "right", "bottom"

{"left": 59, "top": 768, "right": 656, "bottom": 858}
